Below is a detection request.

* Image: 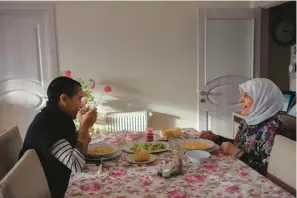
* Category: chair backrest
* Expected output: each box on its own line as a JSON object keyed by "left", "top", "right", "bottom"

{"left": 105, "top": 111, "right": 151, "bottom": 132}
{"left": 0, "top": 102, "right": 37, "bottom": 139}
{"left": 0, "top": 149, "right": 51, "bottom": 198}
{"left": 279, "top": 114, "right": 296, "bottom": 141}
{"left": 0, "top": 183, "right": 13, "bottom": 198}
{"left": 0, "top": 126, "right": 23, "bottom": 180}
{"left": 267, "top": 135, "right": 296, "bottom": 195}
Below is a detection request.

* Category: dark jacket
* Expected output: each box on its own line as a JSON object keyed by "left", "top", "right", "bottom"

{"left": 19, "top": 103, "right": 78, "bottom": 198}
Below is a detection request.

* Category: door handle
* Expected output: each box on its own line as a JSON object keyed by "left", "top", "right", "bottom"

{"left": 200, "top": 91, "right": 207, "bottom": 96}
{"left": 197, "top": 90, "right": 208, "bottom": 95}
{"left": 197, "top": 90, "right": 217, "bottom": 96}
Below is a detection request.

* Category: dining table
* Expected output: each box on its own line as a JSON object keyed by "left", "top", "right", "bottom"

{"left": 65, "top": 129, "right": 294, "bottom": 198}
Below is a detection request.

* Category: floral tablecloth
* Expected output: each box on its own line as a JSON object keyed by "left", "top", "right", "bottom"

{"left": 65, "top": 129, "right": 293, "bottom": 198}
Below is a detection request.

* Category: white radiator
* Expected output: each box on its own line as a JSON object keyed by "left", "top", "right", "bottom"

{"left": 105, "top": 111, "right": 151, "bottom": 132}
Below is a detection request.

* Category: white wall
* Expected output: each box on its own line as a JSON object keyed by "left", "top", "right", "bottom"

{"left": 55, "top": 1, "right": 250, "bottom": 129}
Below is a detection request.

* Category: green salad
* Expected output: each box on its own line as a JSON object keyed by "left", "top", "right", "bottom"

{"left": 130, "top": 143, "right": 166, "bottom": 151}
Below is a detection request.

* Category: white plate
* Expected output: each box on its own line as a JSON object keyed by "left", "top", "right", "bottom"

{"left": 87, "top": 142, "right": 119, "bottom": 158}
{"left": 125, "top": 154, "right": 157, "bottom": 164}
{"left": 184, "top": 138, "right": 215, "bottom": 151}
{"left": 86, "top": 150, "right": 122, "bottom": 162}
{"left": 122, "top": 141, "right": 169, "bottom": 154}
{"left": 185, "top": 150, "right": 211, "bottom": 163}
{"left": 206, "top": 144, "right": 220, "bottom": 153}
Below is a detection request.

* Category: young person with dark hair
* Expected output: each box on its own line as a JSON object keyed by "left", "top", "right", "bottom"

{"left": 19, "top": 76, "right": 97, "bottom": 198}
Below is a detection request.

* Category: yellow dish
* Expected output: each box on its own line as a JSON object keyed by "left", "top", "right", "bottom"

{"left": 184, "top": 142, "right": 209, "bottom": 149}
{"left": 159, "top": 127, "right": 182, "bottom": 140}
{"left": 133, "top": 147, "right": 149, "bottom": 162}
{"left": 87, "top": 146, "right": 115, "bottom": 155}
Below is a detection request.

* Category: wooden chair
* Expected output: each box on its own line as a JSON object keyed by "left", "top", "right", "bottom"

{"left": 0, "top": 126, "right": 23, "bottom": 180}
{"left": 267, "top": 135, "right": 296, "bottom": 195}
{"left": 0, "top": 149, "right": 51, "bottom": 198}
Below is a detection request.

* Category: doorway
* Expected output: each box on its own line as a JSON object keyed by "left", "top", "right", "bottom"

{"left": 0, "top": 3, "right": 58, "bottom": 137}
{"left": 260, "top": 1, "right": 296, "bottom": 91}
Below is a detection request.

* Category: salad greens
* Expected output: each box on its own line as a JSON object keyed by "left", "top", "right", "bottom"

{"left": 130, "top": 142, "right": 166, "bottom": 151}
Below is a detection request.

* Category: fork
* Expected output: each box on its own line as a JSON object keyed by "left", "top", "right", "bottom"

{"left": 96, "top": 158, "right": 104, "bottom": 176}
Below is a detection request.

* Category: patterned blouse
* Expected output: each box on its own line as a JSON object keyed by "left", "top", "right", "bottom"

{"left": 216, "top": 115, "right": 287, "bottom": 176}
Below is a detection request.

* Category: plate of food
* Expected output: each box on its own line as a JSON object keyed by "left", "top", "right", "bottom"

{"left": 123, "top": 141, "right": 169, "bottom": 154}
{"left": 183, "top": 139, "right": 215, "bottom": 151}
{"left": 87, "top": 142, "right": 119, "bottom": 158}
{"left": 125, "top": 147, "right": 157, "bottom": 164}
{"left": 86, "top": 150, "right": 122, "bottom": 162}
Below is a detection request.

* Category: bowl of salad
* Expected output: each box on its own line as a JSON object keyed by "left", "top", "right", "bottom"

{"left": 123, "top": 141, "right": 169, "bottom": 154}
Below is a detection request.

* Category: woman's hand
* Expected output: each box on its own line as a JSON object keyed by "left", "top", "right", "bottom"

{"left": 220, "top": 142, "right": 240, "bottom": 155}
{"left": 78, "top": 108, "right": 97, "bottom": 149}
{"left": 200, "top": 130, "right": 219, "bottom": 142}
{"left": 79, "top": 108, "right": 98, "bottom": 130}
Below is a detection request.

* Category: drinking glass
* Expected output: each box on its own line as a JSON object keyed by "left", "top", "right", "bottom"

{"left": 168, "top": 137, "right": 185, "bottom": 174}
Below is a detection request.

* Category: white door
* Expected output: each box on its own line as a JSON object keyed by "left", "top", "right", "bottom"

{"left": 0, "top": 3, "right": 58, "bottom": 111}
{"left": 197, "top": 8, "right": 261, "bottom": 138}
{"left": 0, "top": 3, "right": 58, "bottom": 136}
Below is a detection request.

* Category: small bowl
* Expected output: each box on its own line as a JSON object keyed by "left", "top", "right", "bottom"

{"left": 185, "top": 150, "right": 211, "bottom": 164}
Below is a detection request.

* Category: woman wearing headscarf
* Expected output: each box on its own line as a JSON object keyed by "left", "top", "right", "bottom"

{"left": 200, "top": 78, "right": 287, "bottom": 175}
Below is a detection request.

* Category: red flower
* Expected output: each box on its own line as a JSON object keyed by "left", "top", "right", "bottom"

{"left": 196, "top": 175, "right": 205, "bottom": 182}
{"left": 110, "top": 170, "right": 125, "bottom": 177}
{"left": 224, "top": 185, "right": 239, "bottom": 193}
{"left": 94, "top": 129, "right": 99, "bottom": 134}
{"left": 141, "top": 180, "right": 152, "bottom": 186}
{"left": 82, "top": 91, "right": 87, "bottom": 97}
{"left": 240, "top": 171, "right": 249, "bottom": 176}
{"left": 90, "top": 81, "right": 95, "bottom": 89}
{"left": 95, "top": 85, "right": 112, "bottom": 105}
{"left": 203, "top": 163, "right": 219, "bottom": 169}
{"left": 168, "top": 191, "right": 187, "bottom": 198}
{"left": 63, "top": 70, "right": 71, "bottom": 77}
{"left": 80, "top": 183, "right": 101, "bottom": 191}
{"left": 185, "top": 176, "right": 196, "bottom": 183}
{"left": 104, "top": 85, "right": 112, "bottom": 92}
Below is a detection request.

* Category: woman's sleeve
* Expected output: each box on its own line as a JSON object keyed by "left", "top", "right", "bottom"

{"left": 237, "top": 126, "right": 278, "bottom": 175}
{"left": 215, "top": 121, "right": 245, "bottom": 145}
{"left": 49, "top": 139, "right": 85, "bottom": 173}
{"left": 215, "top": 136, "right": 234, "bottom": 145}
